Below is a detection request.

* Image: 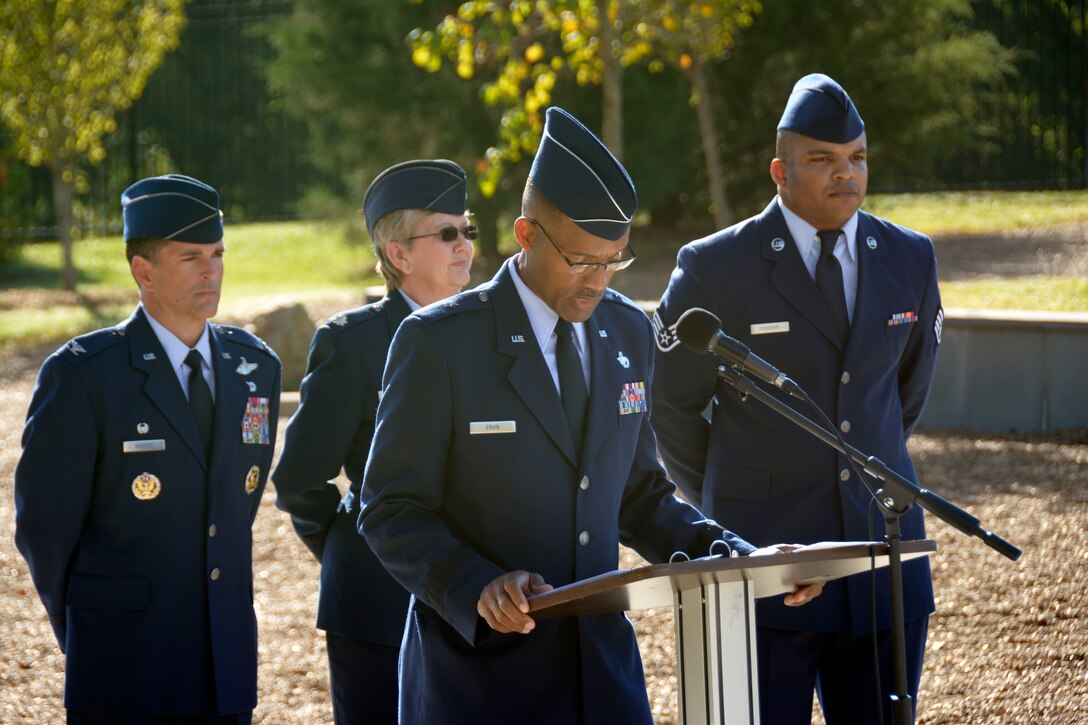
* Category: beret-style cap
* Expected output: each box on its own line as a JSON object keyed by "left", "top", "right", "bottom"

{"left": 362, "top": 159, "right": 468, "bottom": 238}
{"left": 122, "top": 174, "right": 223, "bottom": 243}
{"left": 529, "top": 107, "right": 637, "bottom": 242}
{"left": 777, "top": 73, "right": 865, "bottom": 144}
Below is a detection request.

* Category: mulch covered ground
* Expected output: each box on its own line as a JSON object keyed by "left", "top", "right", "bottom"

{"left": 1, "top": 224, "right": 1086, "bottom": 722}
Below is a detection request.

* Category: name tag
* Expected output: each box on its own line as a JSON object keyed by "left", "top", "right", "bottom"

{"left": 469, "top": 420, "right": 516, "bottom": 435}
{"left": 750, "top": 321, "right": 790, "bottom": 335}
{"left": 123, "top": 439, "right": 166, "bottom": 453}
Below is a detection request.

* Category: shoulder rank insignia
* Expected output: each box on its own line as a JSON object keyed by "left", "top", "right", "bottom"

{"left": 67, "top": 340, "right": 87, "bottom": 355}
{"left": 132, "top": 472, "right": 162, "bottom": 500}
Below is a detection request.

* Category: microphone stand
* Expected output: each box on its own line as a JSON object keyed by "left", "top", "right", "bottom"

{"left": 714, "top": 364, "right": 1020, "bottom": 725}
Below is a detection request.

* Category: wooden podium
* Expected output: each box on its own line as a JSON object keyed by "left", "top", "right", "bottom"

{"left": 529, "top": 540, "right": 936, "bottom": 725}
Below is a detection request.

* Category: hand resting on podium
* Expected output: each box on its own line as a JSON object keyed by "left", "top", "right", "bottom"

{"left": 478, "top": 545, "right": 825, "bottom": 635}
{"left": 749, "top": 543, "right": 826, "bottom": 606}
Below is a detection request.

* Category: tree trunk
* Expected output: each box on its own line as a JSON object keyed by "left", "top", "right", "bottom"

{"left": 50, "top": 163, "right": 78, "bottom": 291}
{"left": 690, "top": 59, "right": 731, "bottom": 228}
{"left": 598, "top": 0, "right": 623, "bottom": 160}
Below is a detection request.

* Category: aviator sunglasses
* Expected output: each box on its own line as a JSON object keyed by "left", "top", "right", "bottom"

{"left": 406, "top": 224, "right": 479, "bottom": 243}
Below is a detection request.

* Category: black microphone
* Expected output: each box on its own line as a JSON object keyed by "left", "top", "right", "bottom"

{"left": 674, "top": 308, "right": 804, "bottom": 399}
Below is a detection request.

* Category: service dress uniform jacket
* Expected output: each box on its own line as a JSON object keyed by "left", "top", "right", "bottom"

{"left": 14, "top": 306, "right": 281, "bottom": 717}
{"left": 272, "top": 292, "right": 412, "bottom": 646}
{"left": 652, "top": 198, "right": 942, "bottom": 635}
{"left": 360, "top": 260, "right": 753, "bottom": 724}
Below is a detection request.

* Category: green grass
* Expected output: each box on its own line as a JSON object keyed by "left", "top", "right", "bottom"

{"left": 2, "top": 191, "right": 1086, "bottom": 348}
{"left": 865, "top": 189, "right": 1088, "bottom": 236}
{"left": 940, "top": 276, "right": 1088, "bottom": 313}
{"left": 0, "top": 219, "right": 381, "bottom": 348}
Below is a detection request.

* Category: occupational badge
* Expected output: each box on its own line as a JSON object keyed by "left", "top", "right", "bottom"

{"left": 241, "top": 396, "right": 271, "bottom": 444}
{"left": 137, "top": 422, "right": 150, "bottom": 434}
{"left": 246, "top": 381, "right": 257, "bottom": 392}
{"left": 132, "top": 472, "right": 162, "bottom": 500}
{"left": 618, "top": 381, "right": 648, "bottom": 415}
{"left": 236, "top": 357, "right": 258, "bottom": 375}
{"left": 245, "top": 465, "right": 260, "bottom": 494}
{"left": 616, "top": 351, "right": 630, "bottom": 368}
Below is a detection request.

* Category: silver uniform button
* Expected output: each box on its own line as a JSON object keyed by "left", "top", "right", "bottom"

{"left": 208, "top": 524, "right": 217, "bottom": 538}
{"left": 840, "top": 468, "right": 851, "bottom": 481}
{"left": 578, "top": 531, "right": 590, "bottom": 546}
{"left": 478, "top": 291, "right": 489, "bottom": 302}
{"left": 840, "top": 371, "right": 851, "bottom": 384}
{"left": 579, "top": 476, "right": 590, "bottom": 490}
{"left": 840, "top": 420, "right": 851, "bottom": 433}
{"left": 210, "top": 568, "right": 221, "bottom": 581}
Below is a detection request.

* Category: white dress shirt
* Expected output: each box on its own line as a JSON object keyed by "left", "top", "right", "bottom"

{"left": 777, "top": 196, "right": 860, "bottom": 321}
{"left": 509, "top": 261, "right": 590, "bottom": 394}
{"left": 143, "top": 305, "right": 216, "bottom": 402}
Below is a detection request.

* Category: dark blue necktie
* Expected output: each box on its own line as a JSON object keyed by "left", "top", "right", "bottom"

{"left": 185, "top": 349, "right": 215, "bottom": 456}
{"left": 816, "top": 229, "right": 850, "bottom": 344}
{"left": 555, "top": 319, "right": 587, "bottom": 450}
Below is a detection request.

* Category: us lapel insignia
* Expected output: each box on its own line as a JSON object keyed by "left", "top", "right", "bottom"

{"left": 241, "top": 396, "right": 271, "bottom": 445}
{"left": 616, "top": 351, "right": 630, "bottom": 368}
{"left": 771, "top": 238, "right": 786, "bottom": 252}
{"left": 236, "top": 357, "right": 258, "bottom": 375}
{"left": 511, "top": 334, "right": 525, "bottom": 343}
{"left": 222, "top": 351, "right": 232, "bottom": 359}
{"left": 142, "top": 352, "right": 157, "bottom": 361}
{"left": 598, "top": 329, "right": 608, "bottom": 337}
{"left": 132, "top": 472, "right": 162, "bottom": 500}
{"left": 245, "top": 465, "right": 260, "bottom": 494}
{"left": 867, "top": 236, "right": 878, "bottom": 250}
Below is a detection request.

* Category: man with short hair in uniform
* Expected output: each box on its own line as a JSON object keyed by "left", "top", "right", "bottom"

{"left": 272, "top": 159, "right": 475, "bottom": 724}
{"left": 651, "top": 74, "right": 943, "bottom": 724}
{"left": 15, "top": 174, "right": 281, "bottom": 723}
{"left": 359, "top": 107, "right": 823, "bottom": 724}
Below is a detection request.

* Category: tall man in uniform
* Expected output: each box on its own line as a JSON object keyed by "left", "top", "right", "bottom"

{"left": 359, "top": 107, "right": 823, "bottom": 724}
{"left": 272, "top": 159, "right": 475, "bottom": 724}
{"left": 14, "top": 174, "right": 281, "bottom": 724}
{"left": 651, "top": 74, "right": 943, "bottom": 724}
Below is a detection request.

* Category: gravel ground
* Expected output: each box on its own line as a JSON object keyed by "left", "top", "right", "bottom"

{"left": 2, "top": 225, "right": 1087, "bottom": 722}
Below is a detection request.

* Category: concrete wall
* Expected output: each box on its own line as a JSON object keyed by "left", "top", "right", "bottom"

{"left": 920, "top": 309, "right": 1088, "bottom": 432}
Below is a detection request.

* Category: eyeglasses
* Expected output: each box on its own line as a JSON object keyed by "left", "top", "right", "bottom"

{"left": 524, "top": 217, "right": 636, "bottom": 275}
{"left": 406, "top": 224, "right": 479, "bottom": 243}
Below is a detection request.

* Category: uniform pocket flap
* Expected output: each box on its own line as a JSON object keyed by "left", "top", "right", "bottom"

{"left": 67, "top": 572, "right": 150, "bottom": 610}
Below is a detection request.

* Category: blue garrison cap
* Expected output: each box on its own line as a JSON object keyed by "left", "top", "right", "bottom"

{"left": 121, "top": 174, "right": 223, "bottom": 243}
{"left": 529, "top": 107, "right": 637, "bottom": 242}
{"left": 777, "top": 73, "right": 865, "bottom": 143}
{"left": 362, "top": 159, "right": 467, "bottom": 238}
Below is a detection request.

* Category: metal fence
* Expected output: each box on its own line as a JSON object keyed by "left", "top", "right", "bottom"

{"left": 0, "top": 0, "right": 1084, "bottom": 241}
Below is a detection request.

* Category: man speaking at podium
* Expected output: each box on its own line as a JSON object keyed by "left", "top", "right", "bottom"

{"left": 360, "top": 106, "right": 822, "bottom": 724}
{"left": 652, "top": 74, "right": 943, "bottom": 724}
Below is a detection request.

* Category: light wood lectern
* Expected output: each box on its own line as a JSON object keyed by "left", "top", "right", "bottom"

{"left": 528, "top": 539, "right": 936, "bottom": 725}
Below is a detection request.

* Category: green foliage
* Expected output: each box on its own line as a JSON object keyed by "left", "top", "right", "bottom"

{"left": 711, "top": 0, "right": 1016, "bottom": 219}
{"left": 410, "top": 0, "right": 761, "bottom": 197}
{"left": 0, "top": 0, "right": 186, "bottom": 183}
{"left": 265, "top": 0, "right": 518, "bottom": 258}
